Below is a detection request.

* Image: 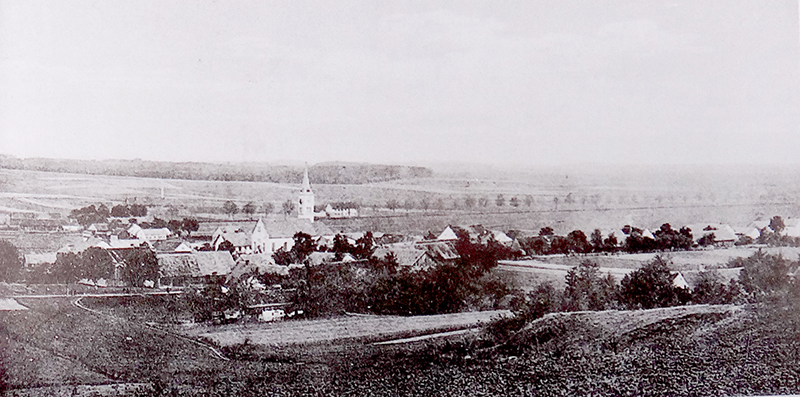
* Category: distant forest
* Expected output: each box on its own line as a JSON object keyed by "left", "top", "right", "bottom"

{"left": 0, "top": 155, "right": 433, "bottom": 184}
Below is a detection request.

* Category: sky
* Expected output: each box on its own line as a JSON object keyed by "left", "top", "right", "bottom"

{"left": 1, "top": 1, "right": 798, "bottom": 167}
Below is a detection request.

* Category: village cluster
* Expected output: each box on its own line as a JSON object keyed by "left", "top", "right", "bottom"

{"left": 3, "top": 169, "right": 799, "bottom": 319}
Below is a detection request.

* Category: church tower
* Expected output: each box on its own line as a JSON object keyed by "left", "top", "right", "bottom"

{"left": 297, "top": 166, "right": 315, "bottom": 222}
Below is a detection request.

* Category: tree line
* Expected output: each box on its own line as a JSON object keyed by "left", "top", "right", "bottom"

{"left": 0, "top": 155, "right": 432, "bottom": 185}
{"left": 0, "top": 239, "right": 159, "bottom": 287}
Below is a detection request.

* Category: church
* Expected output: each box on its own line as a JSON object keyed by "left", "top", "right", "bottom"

{"left": 200, "top": 166, "right": 332, "bottom": 255}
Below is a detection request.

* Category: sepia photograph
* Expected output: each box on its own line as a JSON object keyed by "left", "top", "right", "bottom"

{"left": 1, "top": 1, "right": 799, "bottom": 395}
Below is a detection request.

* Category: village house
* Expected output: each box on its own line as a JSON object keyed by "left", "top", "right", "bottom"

{"left": 685, "top": 223, "right": 737, "bottom": 247}
{"left": 323, "top": 203, "right": 359, "bottom": 219}
{"left": 157, "top": 251, "right": 236, "bottom": 287}
{"left": 211, "top": 219, "right": 269, "bottom": 254}
{"left": 437, "top": 225, "right": 512, "bottom": 247}
{"left": 373, "top": 240, "right": 459, "bottom": 272}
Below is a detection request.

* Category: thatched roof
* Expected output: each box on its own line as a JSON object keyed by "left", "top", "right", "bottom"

{"left": 158, "top": 251, "right": 235, "bottom": 278}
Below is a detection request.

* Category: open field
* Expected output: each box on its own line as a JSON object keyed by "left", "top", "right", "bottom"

{"left": 3, "top": 166, "right": 800, "bottom": 236}
{"left": 182, "top": 310, "right": 513, "bottom": 347}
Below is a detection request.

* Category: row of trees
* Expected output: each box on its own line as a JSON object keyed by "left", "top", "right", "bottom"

{"left": 221, "top": 201, "right": 291, "bottom": 218}
{"left": 19, "top": 246, "right": 159, "bottom": 287}
{"left": 515, "top": 223, "right": 694, "bottom": 256}
{"left": 70, "top": 203, "right": 148, "bottom": 226}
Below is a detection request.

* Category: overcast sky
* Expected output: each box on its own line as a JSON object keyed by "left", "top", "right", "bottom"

{"left": 1, "top": 1, "right": 798, "bottom": 167}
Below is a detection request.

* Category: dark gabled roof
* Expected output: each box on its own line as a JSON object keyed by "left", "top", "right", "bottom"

{"left": 152, "top": 239, "right": 192, "bottom": 253}
{"left": 216, "top": 229, "right": 252, "bottom": 247}
{"left": 157, "top": 251, "right": 235, "bottom": 278}
{"left": 195, "top": 220, "right": 259, "bottom": 238}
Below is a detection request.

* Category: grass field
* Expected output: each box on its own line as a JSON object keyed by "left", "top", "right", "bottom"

{"left": 182, "top": 310, "right": 512, "bottom": 347}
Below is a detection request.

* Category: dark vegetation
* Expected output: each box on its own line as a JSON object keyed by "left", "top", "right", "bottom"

{"left": 0, "top": 239, "right": 24, "bottom": 282}
{"left": 0, "top": 155, "right": 432, "bottom": 184}
{"left": 23, "top": 246, "right": 158, "bottom": 287}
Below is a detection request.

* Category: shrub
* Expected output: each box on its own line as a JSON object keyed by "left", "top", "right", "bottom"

{"left": 619, "top": 256, "right": 689, "bottom": 309}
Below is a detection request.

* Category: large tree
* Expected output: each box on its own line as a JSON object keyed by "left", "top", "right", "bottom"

{"left": 119, "top": 247, "right": 159, "bottom": 287}
{"left": 0, "top": 240, "right": 23, "bottom": 282}
{"left": 222, "top": 201, "right": 239, "bottom": 217}
{"left": 619, "top": 256, "right": 688, "bottom": 309}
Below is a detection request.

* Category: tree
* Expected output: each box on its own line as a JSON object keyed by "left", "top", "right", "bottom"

{"left": 181, "top": 217, "right": 199, "bottom": 236}
{"left": 386, "top": 199, "right": 400, "bottom": 212}
{"left": 539, "top": 227, "right": 554, "bottom": 237}
{"left": 110, "top": 204, "right": 130, "bottom": 218}
{"left": 603, "top": 233, "right": 619, "bottom": 252}
{"left": 129, "top": 203, "right": 148, "bottom": 217}
{"left": 242, "top": 202, "right": 256, "bottom": 215}
{"left": 403, "top": 199, "right": 415, "bottom": 212}
{"left": 566, "top": 230, "right": 590, "bottom": 254}
{"left": 524, "top": 195, "right": 533, "bottom": 207}
{"left": 563, "top": 261, "right": 617, "bottom": 311}
{"left": 770, "top": 216, "right": 785, "bottom": 234}
{"left": 527, "top": 282, "right": 560, "bottom": 319}
{"left": 619, "top": 256, "right": 687, "bottom": 309}
{"left": 96, "top": 203, "right": 110, "bottom": 218}
{"left": 222, "top": 201, "right": 238, "bottom": 218}
{"left": 420, "top": 198, "right": 430, "bottom": 212}
{"left": 464, "top": 196, "right": 476, "bottom": 209}
{"left": 495, "top": 194, "right": 505, "bottom": 207}
{"left": 590, "top": 229, "right": 604, "bottom": 253}
{"left": 273, "top": 232, "right": 316, "bottom": 266}
{"left": 167, "top": 219, "right": 183, "bottom": 236}
{"left": 0, "top": 240, "right": 23, "bottom": 282}
{"left": 119, "top": 247, "right": 159, "bottom": 287}
{"left": 478, "top": 197, "right": 489, "bottom": 207}
{"left": 692, "top": 270, "right": 736, "bottom": 304}
{"left": 282, "top": 200, "right": 294, "bottom": 216}
{"left": 353, "top": 231, "right": 375, "bottom": 260}
{"left": 737, "top": 250, "right": 792, "bottom": 297}
{"left": 654, "top": 223, "right": 693, "bottom": 251}
{"left": 263, "top": 202, "right": 274, "bottom": 216}
{"left": 509, "top": 197, "right": 520, "bottom": 207}
{"left": 697, "top": 233, "right": 716, "bottom": 247}
{"left": 549, "top": 236, "right": 570, "bottom": 255}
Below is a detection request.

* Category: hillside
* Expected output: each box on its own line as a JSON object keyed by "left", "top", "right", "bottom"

{"left": 310, "top": 303, "right": 800, "bottom": 396}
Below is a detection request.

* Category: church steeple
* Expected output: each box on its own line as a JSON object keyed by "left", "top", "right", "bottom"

{"left": 301, "top": 166, "right": 311, "bottom": 193}
{"left": 298, "top": 164, "right": 315, "bottom": 222}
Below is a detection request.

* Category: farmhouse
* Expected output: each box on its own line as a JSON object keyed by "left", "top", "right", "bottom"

{"left": 157, "top": 251, "right": 236, "bottom": 287}
{"left": 685, "top": 223, "right": 737, "bottom": 247}
{"left": 134, "top": 227, "right": 171, "bottom": 242}
{"left": 211, "top": 219, "right": 269, "bottom": 254}
{"left": 374, "top": 240, "right": 459, "bottom": 271}
{"left": 437, "top": 225, "right": 512, "bottom": 246}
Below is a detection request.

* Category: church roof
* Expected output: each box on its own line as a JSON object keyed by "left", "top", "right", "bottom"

{"left": 262, "top": 217, "right": 332, "bottom": 238}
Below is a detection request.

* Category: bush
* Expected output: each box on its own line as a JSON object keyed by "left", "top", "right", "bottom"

{"left": 562, "top": 261, "right": 617, "bottom": 311}
{"left": 619, "top": 256, "right": 689, "bottom": 309}
{"left": 0, "top": 240, "right": 23, "bottom": 282}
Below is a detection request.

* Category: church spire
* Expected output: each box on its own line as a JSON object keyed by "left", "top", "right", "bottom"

{"left": 302, "top": 165, "right": 311, "bottom": 193}
{"left": 298, "top": 164, "right": 315, "bottom": 222}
